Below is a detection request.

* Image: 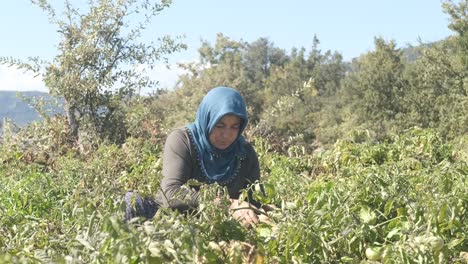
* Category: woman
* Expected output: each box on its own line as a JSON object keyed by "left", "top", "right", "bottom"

{"left": 125, "top": 86, "right": 263, "bottom": 227}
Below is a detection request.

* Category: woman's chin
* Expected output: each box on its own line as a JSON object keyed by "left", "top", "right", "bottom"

{"left": 214, "top": 143, "right": 231, "bottom": 150}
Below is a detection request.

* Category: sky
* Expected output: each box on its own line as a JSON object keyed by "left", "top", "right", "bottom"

{"left": 0, "top": 0, "right": 455, "bottom": 93}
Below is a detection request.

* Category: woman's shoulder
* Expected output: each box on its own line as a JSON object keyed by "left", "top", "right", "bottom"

{"left": 241, "top": 137, "right": 258, "bottom": 156}
{"left": 165, "top": 127, "right": 192, "bottom": 150}
{"left": 167, "top": 127, "right": 188, "bottom": 138}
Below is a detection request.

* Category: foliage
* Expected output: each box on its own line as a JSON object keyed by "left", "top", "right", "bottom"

{"left": 0, "top": 0, "right": 186, "bottom": 147}
{"left": 341, "top": 37, "right": 406, "bottom": 138}
{"left": 154, "top": 1, "right": 467, "bottom": 148}
{"left": 443, "top": 0, "right": 468, "bottom": 69}
{"left": 1, "top": 124, "right": 467, "bottom": 263}
{"left": 1, "top": 1, "right": 468, "bottom": 263}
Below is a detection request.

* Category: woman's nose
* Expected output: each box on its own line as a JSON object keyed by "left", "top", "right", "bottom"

{"left": 221, "top": 128, "right": 233, "bottom": 138}
{"left": 221, "top": 128, "right": 229, "bottom": 138}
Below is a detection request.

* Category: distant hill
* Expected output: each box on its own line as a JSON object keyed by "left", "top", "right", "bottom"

{"left": 0, "top": 91, "right": 63, "bottom": 128}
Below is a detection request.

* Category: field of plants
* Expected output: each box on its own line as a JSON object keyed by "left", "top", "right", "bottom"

{"left": 0, "top": 0, "right": 466, "bottom": 262}
{"left": 0, "top": 121, "right": 467, "bottom": 263}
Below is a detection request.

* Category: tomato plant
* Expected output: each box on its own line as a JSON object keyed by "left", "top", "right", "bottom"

{"left": 0, "top": 128, "right": 466, "bottom": 263}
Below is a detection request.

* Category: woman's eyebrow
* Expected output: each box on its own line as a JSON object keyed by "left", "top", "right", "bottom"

{"left": 216, "top": 121, "right": 241, "bottom": 126}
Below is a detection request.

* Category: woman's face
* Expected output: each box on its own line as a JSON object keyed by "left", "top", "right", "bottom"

{"left": 209, "top": 114, "right": 242, "bottom": 150}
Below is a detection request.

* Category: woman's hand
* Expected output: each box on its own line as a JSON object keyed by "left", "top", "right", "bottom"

{"left": 229, "top": 199, "right": 259, "bottom": 228}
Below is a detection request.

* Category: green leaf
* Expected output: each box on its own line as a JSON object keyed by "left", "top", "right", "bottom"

{"left": 386, "top": 228, "right": 400, "bottom": 239}
{"left": 384, "top": 199, "right": 395, "bottom": 216}
{"left": 75, "top": 235, "right": 95, "bottom": 251}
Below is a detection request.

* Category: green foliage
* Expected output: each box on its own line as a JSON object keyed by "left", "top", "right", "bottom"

{"left": 253, "top": 128, "right": 467, "bottom": 263}
{"left": 341, "top": 37, "right": 406, "bottom": 138}
{"left": 146, "top": 11, "right": 467, "bottom": 150}
{"left": 2, "top": 124, "right": 467, "bottom": 263}
{"left": 178, "top": 34, "right": 258, "bottom": 117}
{"left": 443, "top": 0, "right": 468, "bottom": 68}
{"left": 402, "top": 37, "right": 467, "bottom": 139}
{"left": 0, "top": 115, "right": 73, "bottom": 167}
{"left": 1, "top": 1, "right": 468, "bottom": 263}
{"left": 152, "top": 23, "right": 466, "bottom": 150}
{"left": 1, "top": 0, "right": 186, "bottom": 147}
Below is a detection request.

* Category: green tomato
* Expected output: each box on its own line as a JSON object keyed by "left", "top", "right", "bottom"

{"left": 365, "top": 247, "right": 383, "bottom": 261}
{"left": 426, "top": 236, "right": 444, "bottom": 252}
{"left": 360, "top": 208, "right": 376, "bottom": 225}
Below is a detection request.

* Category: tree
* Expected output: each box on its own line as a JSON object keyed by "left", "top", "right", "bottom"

{"left": 441, "top": 0, "right": 468, "bottom": 137}
{"left": 243, "top": 37, "right": 288, "bottom": 85}
{"left": 177, "top": 34, "right": 261, "bottom": 121}
{"left": 1, "top": 0, "right": 186, "bottom": 147}
{"left": 443, "top": 0, "right": 468, "bottom": 71}
{"left": 400, "top": 0, "right": 468, "bottom": 138}
{"left": 306, "top": 36, "right": 346, "bottom": 97}
{"left": 341, "top": 37, "right": 406, "bottom": 136}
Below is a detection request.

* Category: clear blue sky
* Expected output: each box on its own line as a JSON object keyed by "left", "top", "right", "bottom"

{"left": 0, "top": 0, "right": 455, "bottom": 92}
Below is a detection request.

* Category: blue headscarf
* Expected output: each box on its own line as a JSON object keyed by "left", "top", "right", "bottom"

{"left": 187, "top": 86, "right": 248, "bottom": 184}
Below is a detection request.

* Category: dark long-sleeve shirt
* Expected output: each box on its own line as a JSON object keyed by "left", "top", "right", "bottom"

{"left": 154, "top": 128, "right": 261, "bottom": 211}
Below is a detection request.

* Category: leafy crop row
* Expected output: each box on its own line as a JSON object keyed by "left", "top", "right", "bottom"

{"left": 0, "top": 128, "right": 467, "bottom": 263}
